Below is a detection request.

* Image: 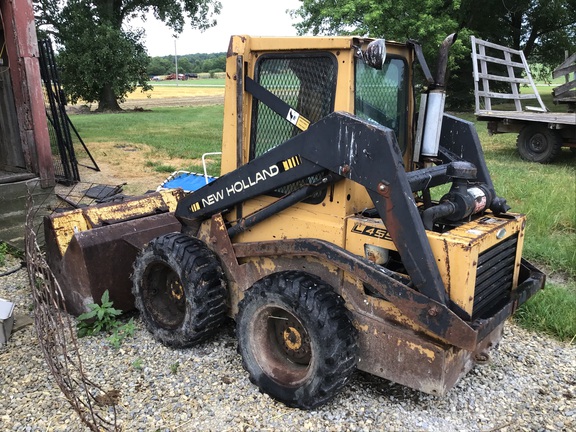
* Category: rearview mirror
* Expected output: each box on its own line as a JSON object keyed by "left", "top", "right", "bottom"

{"left": 363, "top": 39, "right": 386, "bottom": 70}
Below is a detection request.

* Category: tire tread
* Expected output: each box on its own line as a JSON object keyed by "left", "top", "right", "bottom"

{"left": 132, "top": 233, "right": 227, "bottom": 348}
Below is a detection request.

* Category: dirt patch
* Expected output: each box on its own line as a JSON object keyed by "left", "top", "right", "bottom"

{"left": 75, "top": 141, "right": 205, "bottom": 196}
{"left": 65, "top": 88, "right": 224, "bottom": 196}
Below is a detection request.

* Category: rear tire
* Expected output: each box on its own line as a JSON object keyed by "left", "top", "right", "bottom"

{"left": 132, "top": 233, "right": 227, "bottom": 348}
{"left": 236, "top": 271, "right": 358, "bottom": 409}
{"left": 516, "top": 125, "right": 562, "bottom": 163}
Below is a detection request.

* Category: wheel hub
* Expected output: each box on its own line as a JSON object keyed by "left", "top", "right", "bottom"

{"left": 283, "top": 326, "right": 302, "bottom": 350}
{"left": 274, "top": 314, "right": 311, "bottom": 364}
{"left": 528, "top": 133, "right": 546, "bottom": 153}
{"left": 143, "top": 262, "right": 186, "bottom": 329}
{"left": 169, "top": 277, "right": 184, "bottom": 300}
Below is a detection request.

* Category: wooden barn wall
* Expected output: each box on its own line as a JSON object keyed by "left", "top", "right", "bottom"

{"left": 0, "top": 177, "right": 55, "bottom": 249}
{"left": 0, "top": 0, "right": 54, "bottom": 187}
{"left": 0, "top": 0, "right": 55, "bottom": 249}
{"left": 0, "top": 68, "right": 26, "bottom": 171}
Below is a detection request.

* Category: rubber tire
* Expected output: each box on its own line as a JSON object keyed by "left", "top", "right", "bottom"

{"left": 236, "top": 271, "right": 358, "bottom": 410}
{"left": 516, "top": 125, "right": 562, "bottom": 163}
{"left": 132, "top": 233, "right": 227, "bottom": 348}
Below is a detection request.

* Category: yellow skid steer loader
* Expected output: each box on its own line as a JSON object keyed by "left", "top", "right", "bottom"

{"left": 45, "top": 34, "right": 545, "bottom": 409}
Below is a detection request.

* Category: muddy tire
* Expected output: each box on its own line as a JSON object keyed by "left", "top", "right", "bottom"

{"left": 516, "top": 125, "right": 562, "bottom": 163}
{"left": 236, "top": 271, "right": 358, "bottom": 409}
{"left": 132, "top": 233, "right": 227, "bottom": 348}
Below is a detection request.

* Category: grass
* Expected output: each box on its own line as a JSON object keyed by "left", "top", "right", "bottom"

{"left": 69, "top": 98, "right": 575, "bottom": 342}
{"left": 0, "top": 242, "right": 7, "bottom": 267}
{"left": 145, "top": 160, "right": 178, "bottom": 173}
{"left": 70, "top": 106, "right": 224, "bottom": 168}
{"left": 514, "top": 282, "right": 576, "bottom": 343}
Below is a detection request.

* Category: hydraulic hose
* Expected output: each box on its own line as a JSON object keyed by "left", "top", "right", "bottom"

{"left": 421, "top": 201, "right": 456, "bottom": 231}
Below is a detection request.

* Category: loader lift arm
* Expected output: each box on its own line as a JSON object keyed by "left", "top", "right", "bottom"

{"left": 177, "top": 111, "right": 449, "bottom": 305}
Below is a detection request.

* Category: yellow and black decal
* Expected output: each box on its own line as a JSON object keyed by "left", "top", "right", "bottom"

{"left": 351, "top": 223, "right": 392, "bottom": 240}
{"left": 189, "top": 201, "right": 202, "bottom": 212}
{"left": 286, "top": 108, "right": 310, "bottom": 131}
{"left": 279, "top": 155, "right": 302, "bottom": 172}
{"left": 245, "top": 76, "right": 310, "bottom": 131}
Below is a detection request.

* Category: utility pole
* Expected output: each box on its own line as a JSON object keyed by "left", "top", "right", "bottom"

{"left": 175, "top": 38, "right": 179, "bottom": 86}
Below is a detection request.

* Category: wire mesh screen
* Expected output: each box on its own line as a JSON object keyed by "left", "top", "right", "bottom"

{"left": 250, "top": 54, "right": 337, "bottom": 202}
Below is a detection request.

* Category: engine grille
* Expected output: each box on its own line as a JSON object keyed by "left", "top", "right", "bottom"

{"left": 472, "top": 234, "right": 518, "bottom": 319}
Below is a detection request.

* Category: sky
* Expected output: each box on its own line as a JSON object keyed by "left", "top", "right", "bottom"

{"left": 132, "top": 0, "right": 305, "bottom": 57}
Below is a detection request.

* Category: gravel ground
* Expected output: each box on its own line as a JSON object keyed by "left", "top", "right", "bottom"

{"left": 1, "top": 255, "right": 575, "bottom": 432}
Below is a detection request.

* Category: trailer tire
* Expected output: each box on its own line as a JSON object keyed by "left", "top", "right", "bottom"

{"left": 237, "top": 271, "right": 357, "bottom": 409}
{"left": 516, "top": 125, "right": 562, "bottom": 163}
{"left": 132, "top": 233, "right": 227, "bottom": 348}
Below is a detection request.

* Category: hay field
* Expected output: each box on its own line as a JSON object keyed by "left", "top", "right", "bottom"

{"left": 125, "top": 84, "right": 225, "bottom": 100}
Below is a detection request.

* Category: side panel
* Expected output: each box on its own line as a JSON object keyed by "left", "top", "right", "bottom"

{"left": 345, "top": 212, "right": 527, "bottom": 319}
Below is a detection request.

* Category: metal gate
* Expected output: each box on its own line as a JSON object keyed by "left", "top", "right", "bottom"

{"left": 38, "top": 38, "right": 99, "bottom": 185}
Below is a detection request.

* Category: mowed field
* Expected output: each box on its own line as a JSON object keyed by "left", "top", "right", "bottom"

{"left": 119, "top": 81, "right": 225, "bottom": 109}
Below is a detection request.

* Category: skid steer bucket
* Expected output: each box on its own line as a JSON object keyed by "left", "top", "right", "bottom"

{"left": 44, "top": 190, "right": 184, "bottom": 316}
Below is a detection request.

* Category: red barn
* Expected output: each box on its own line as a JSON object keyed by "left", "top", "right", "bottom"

{"left": 0, "top": 0, "right": 54, "bottom": 248}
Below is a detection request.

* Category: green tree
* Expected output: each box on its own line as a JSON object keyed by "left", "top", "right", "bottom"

{"left": 147, "top": 56, "right": 173, "bottom": 75}
{"left": 177, "top": 57, "right": 193, "bottom": 74}
{"left": 201, "top": 55, "right": 226, "bottom": 72}
{"left": 35, "top": 0, "right": 222, "bottom": 111}
{"left": 291, "top": 0, "right": 576, "bottom": 108}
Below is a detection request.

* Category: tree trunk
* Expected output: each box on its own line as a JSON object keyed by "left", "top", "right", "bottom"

{"left": 97, "top": 83, "right": 121, "bottom": 111}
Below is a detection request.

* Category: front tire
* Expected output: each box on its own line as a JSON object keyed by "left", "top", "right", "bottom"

{"left": 132, "top": 233, "right": 227, "bottom": 348}
{"left": 516, "top": 125, "right": 562, "bottom": 163}
{"left": 237, "top": 271, "right": 358, "bottom": 409}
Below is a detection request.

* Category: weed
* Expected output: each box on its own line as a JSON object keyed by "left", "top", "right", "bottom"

{"left": 132, "top": 358, "right": 143, "bottom": 371}
{"left": 170, "top": 362, "right": 180, "bottom": 375}
{"left": 145, "top": 160, "right": 177, "bottom": 173}
{"left": 0, "top": 242, "right": 8, "bottom": 267}
{"left": 107, "top": 318, "right": 136, "bottom": 349}
{"left": 76, "top": 290, "right": 122, "bottom": 338}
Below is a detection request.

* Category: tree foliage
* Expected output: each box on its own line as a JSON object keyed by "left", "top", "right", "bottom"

{"left": 291, "top": 0, "right": 576, "bottom": 109}
{"left": 147, "top": 53, "right": 226, "bottom": 75}
{"left": 34, "top": 0, "right": 222, "bottom": 111}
